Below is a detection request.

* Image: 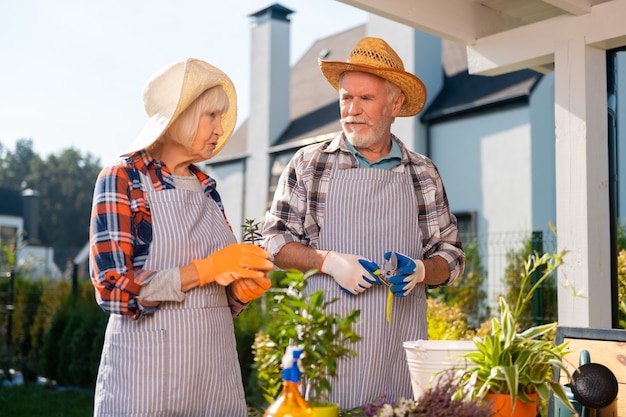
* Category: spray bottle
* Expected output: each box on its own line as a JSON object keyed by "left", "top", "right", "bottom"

{"left": 263, "top": 345, "right": 315, "bottom": 417}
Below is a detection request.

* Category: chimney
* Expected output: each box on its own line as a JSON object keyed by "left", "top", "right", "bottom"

{"left": 245, "top": 3, "right": 293, "bottom": 223}
{"left": 21, "top": 188, "right": 41, "bottom": 244}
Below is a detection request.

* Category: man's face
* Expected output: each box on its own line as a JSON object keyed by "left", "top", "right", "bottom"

{"left": 338, "top": 71, "right": 402, "bottom": 148}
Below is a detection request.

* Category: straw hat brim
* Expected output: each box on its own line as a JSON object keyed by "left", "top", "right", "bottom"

{"left": 122, "top": 59, "right": 237, "bottom": 157}
{"left": 319, "top": 60, "right": 427, "bottom": 117}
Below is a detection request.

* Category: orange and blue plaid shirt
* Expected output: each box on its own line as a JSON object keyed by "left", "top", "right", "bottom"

{"left": 89, "top": 150, "right": 232, "bottom": 319}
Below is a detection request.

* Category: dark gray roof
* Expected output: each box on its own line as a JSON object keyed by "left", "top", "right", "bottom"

{"left": 0, "top": 187, "right": 51, "bottom": 246}
{"left": 0, "top": 188, "right": 22, "bottom": 216}
{"left": 223, "top": 25, "right": 543, "bottom": 156}
{"left": 421, "top": 40, "right": 543, "bottom": 122}
{"left": 421, "top": 69, "right": 542, "bottom": 122}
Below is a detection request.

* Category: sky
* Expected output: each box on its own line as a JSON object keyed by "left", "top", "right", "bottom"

{"left": 0, "top": 1, "right": 367, "bottom": 166}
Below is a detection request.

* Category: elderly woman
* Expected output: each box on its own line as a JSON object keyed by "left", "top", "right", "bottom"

{"left": 89, "top": 58, "right": 273, "bottom": 417}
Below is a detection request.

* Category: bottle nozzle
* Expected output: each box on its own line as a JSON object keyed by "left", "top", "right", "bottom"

{"left": 282, "top": 345, "right": 303, "bottom": 383}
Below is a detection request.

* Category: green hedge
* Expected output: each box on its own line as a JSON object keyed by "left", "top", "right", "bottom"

{"left": 0, "top": 273, "right": 268, "bottom": 397}
{"left": 40, "top": 293, "right": 107, "bottom": 387}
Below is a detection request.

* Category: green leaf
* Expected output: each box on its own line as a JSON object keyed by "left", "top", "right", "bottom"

{"left": 251, "top": 267, "right": 361, "bottom": 404}
{"left": 459, "top": 249, "right": 571, "bottom": 405}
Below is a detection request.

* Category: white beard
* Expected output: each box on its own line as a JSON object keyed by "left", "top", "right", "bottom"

{"left": 344, "top": 129, "right": 378, "bottom": 148}
{"left": 342, "top": 116, "right": 392, "bottom": 148}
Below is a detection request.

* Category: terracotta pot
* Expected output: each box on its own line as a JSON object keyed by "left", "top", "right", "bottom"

{"left": 312, "top": 402, "right": 339, "bottom": 417}
{"left": 488, "top": 393, "right": 539, "bottom": 417}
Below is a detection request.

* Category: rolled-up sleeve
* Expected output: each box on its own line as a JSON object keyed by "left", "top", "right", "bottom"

{"left": 263, "top": 150, "right": 314, "bottom": 258}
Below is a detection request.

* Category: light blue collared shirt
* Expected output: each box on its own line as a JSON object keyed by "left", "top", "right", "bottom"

{"left": 344, "top": 137, "right": 402, "bottom": 170}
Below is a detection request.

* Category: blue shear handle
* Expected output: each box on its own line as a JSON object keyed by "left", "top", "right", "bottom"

{"left": 384, "top": 252, "right": 416, "bottom": 274}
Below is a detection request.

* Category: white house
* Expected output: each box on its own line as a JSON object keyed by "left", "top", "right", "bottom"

{"left": 0, "top": 188, "right": 63, "bottom": 280}
{"left": 336, "top": 0, "right": 626, "bottom": 333}
{"left": 203, "top": 3, "right": 626, "bottom": 329}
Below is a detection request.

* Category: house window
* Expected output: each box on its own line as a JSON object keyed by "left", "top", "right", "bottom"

{"left": 267, "top": 151, "right": 297, "bottom": 210}
{"left": 0, "top": 225, "right": 17, "bottom": 249}
{"left": 454, "top": 210, "right": 476, "bottom": 242}
{"left": 0, "top": 225, "right": 18, "bottom": 267}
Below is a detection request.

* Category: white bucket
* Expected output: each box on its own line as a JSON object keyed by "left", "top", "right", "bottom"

{"left": 403, "top": 339, "right": 477, "bottom": 400}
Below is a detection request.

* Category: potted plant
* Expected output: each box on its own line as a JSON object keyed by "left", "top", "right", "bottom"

{"left": 253, "top": 268, "right": 361, "bottom": 416}
{"left": 457, "top": 250, "right": 576, "bottom": 417}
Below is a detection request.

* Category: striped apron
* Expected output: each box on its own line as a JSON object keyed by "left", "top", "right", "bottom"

{"left": 93, "top": 171, "right": 246, "bottom": 417}
{"left": 306, "top": 166, "right": 426, "bottom": 409}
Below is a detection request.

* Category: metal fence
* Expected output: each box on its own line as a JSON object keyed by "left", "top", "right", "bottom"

{"left": 0, "top": 270, "right": 13, "bottom": 350}
{"left": 461, "top": 229, "right": 558, "bottom": 324}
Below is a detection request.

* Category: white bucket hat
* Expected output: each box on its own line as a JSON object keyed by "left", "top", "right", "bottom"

{"left": 122, "top": 58, "right": 237, "bottom": 156}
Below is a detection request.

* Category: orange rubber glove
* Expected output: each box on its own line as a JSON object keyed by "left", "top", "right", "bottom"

{"left": 229, "top": 276, "right": 272, "bottom": 303}
{"left": 192, "top": 243, "right": 274, "bottom": 286}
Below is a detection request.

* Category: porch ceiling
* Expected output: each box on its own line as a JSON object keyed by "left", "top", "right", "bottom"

{"left": 337, "top": 0, "right": 626, "bottom": 75}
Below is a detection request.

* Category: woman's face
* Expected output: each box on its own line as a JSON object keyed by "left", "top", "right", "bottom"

{"left": 188, "top": 110, "right": 225, "bottom": 161}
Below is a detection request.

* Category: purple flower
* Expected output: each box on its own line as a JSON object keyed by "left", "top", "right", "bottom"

{"left": 354, "top": 371, "right": 494, "bottom": 417}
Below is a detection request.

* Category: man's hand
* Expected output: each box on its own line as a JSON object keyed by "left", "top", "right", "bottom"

{"left": 384, "top": 251, "right": 425, "bottom": 297}
{"left": 320, "top": 251, "right": 380, "bottom": 295}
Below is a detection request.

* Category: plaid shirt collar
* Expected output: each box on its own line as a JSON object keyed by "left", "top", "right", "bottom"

{"left": 127, "top": 149, "right": 215, "bottom": 192}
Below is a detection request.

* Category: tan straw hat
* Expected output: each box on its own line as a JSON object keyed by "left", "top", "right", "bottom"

{"left": 122, "top": 58, "right": 237, "bottom": 156}
{"left": 319, "top": 37, "right": 426, "bottom": 116}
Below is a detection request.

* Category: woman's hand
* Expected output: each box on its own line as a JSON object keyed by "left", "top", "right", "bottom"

{"left": 229, "top": 275, "right": 272, "bottom": 303}
{"left": 137, "top": 298, "right": 161, "bottom": 308}
{"left": 192, "top": 243, "right": 274, "bottom": 286}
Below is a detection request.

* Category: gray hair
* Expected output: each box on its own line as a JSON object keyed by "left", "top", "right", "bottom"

{"left": 163, "top": 86, "right": 230, "bottom": 148}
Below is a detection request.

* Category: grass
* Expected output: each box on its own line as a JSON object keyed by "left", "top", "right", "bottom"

{"left": 0, "top": 384, "right": 94, "bottom": 417}
{"left": 0, "top": 383, "right": 370, "bottom": 416}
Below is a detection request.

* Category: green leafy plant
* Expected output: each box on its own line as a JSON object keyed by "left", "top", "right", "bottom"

{"left": 241, "top": 218, "right": 263, "bottom": 246}
{"left": 428, "top": 239, "right": 488, "bottom": 329}
{"left": 426, "top": 297, "right": 475, "bottom": 341}
{"left": 503, "top": 235, "right": 557, "bottom": 328}
{"left": 237, "top": 218, "right": 271, "bottom": 407}
{"left": 252, "top": 268, "right": 361, "bottom": 407}
{"left": 458, "top": 250, "right": 574, "bottom": 414}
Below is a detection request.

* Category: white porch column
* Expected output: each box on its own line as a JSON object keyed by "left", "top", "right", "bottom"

{"left": 554, "top": 37, "right": 612, "bottom": 327}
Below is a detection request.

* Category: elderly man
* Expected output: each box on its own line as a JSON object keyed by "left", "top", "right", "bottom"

{"left": 262, "top": 37, "right": 465, "bottom": 408}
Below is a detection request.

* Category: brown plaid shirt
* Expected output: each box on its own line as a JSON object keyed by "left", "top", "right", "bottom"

{"left": 263, "top": 133, "right": 465, "bottom": 284}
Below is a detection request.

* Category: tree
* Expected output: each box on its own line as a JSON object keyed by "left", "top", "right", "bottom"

{"left": 30, "top": 148, "right": 102, "bottom": 248}
{"left": 0, "top": 139, "right": 103, "bottom": 250}
{"left": 0, "top": 138, "right": 39, "bottom": 190}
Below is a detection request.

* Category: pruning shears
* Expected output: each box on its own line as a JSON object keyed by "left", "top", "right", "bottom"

{"left": 374, "top": 252, "right": 398, "bottom": 324}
